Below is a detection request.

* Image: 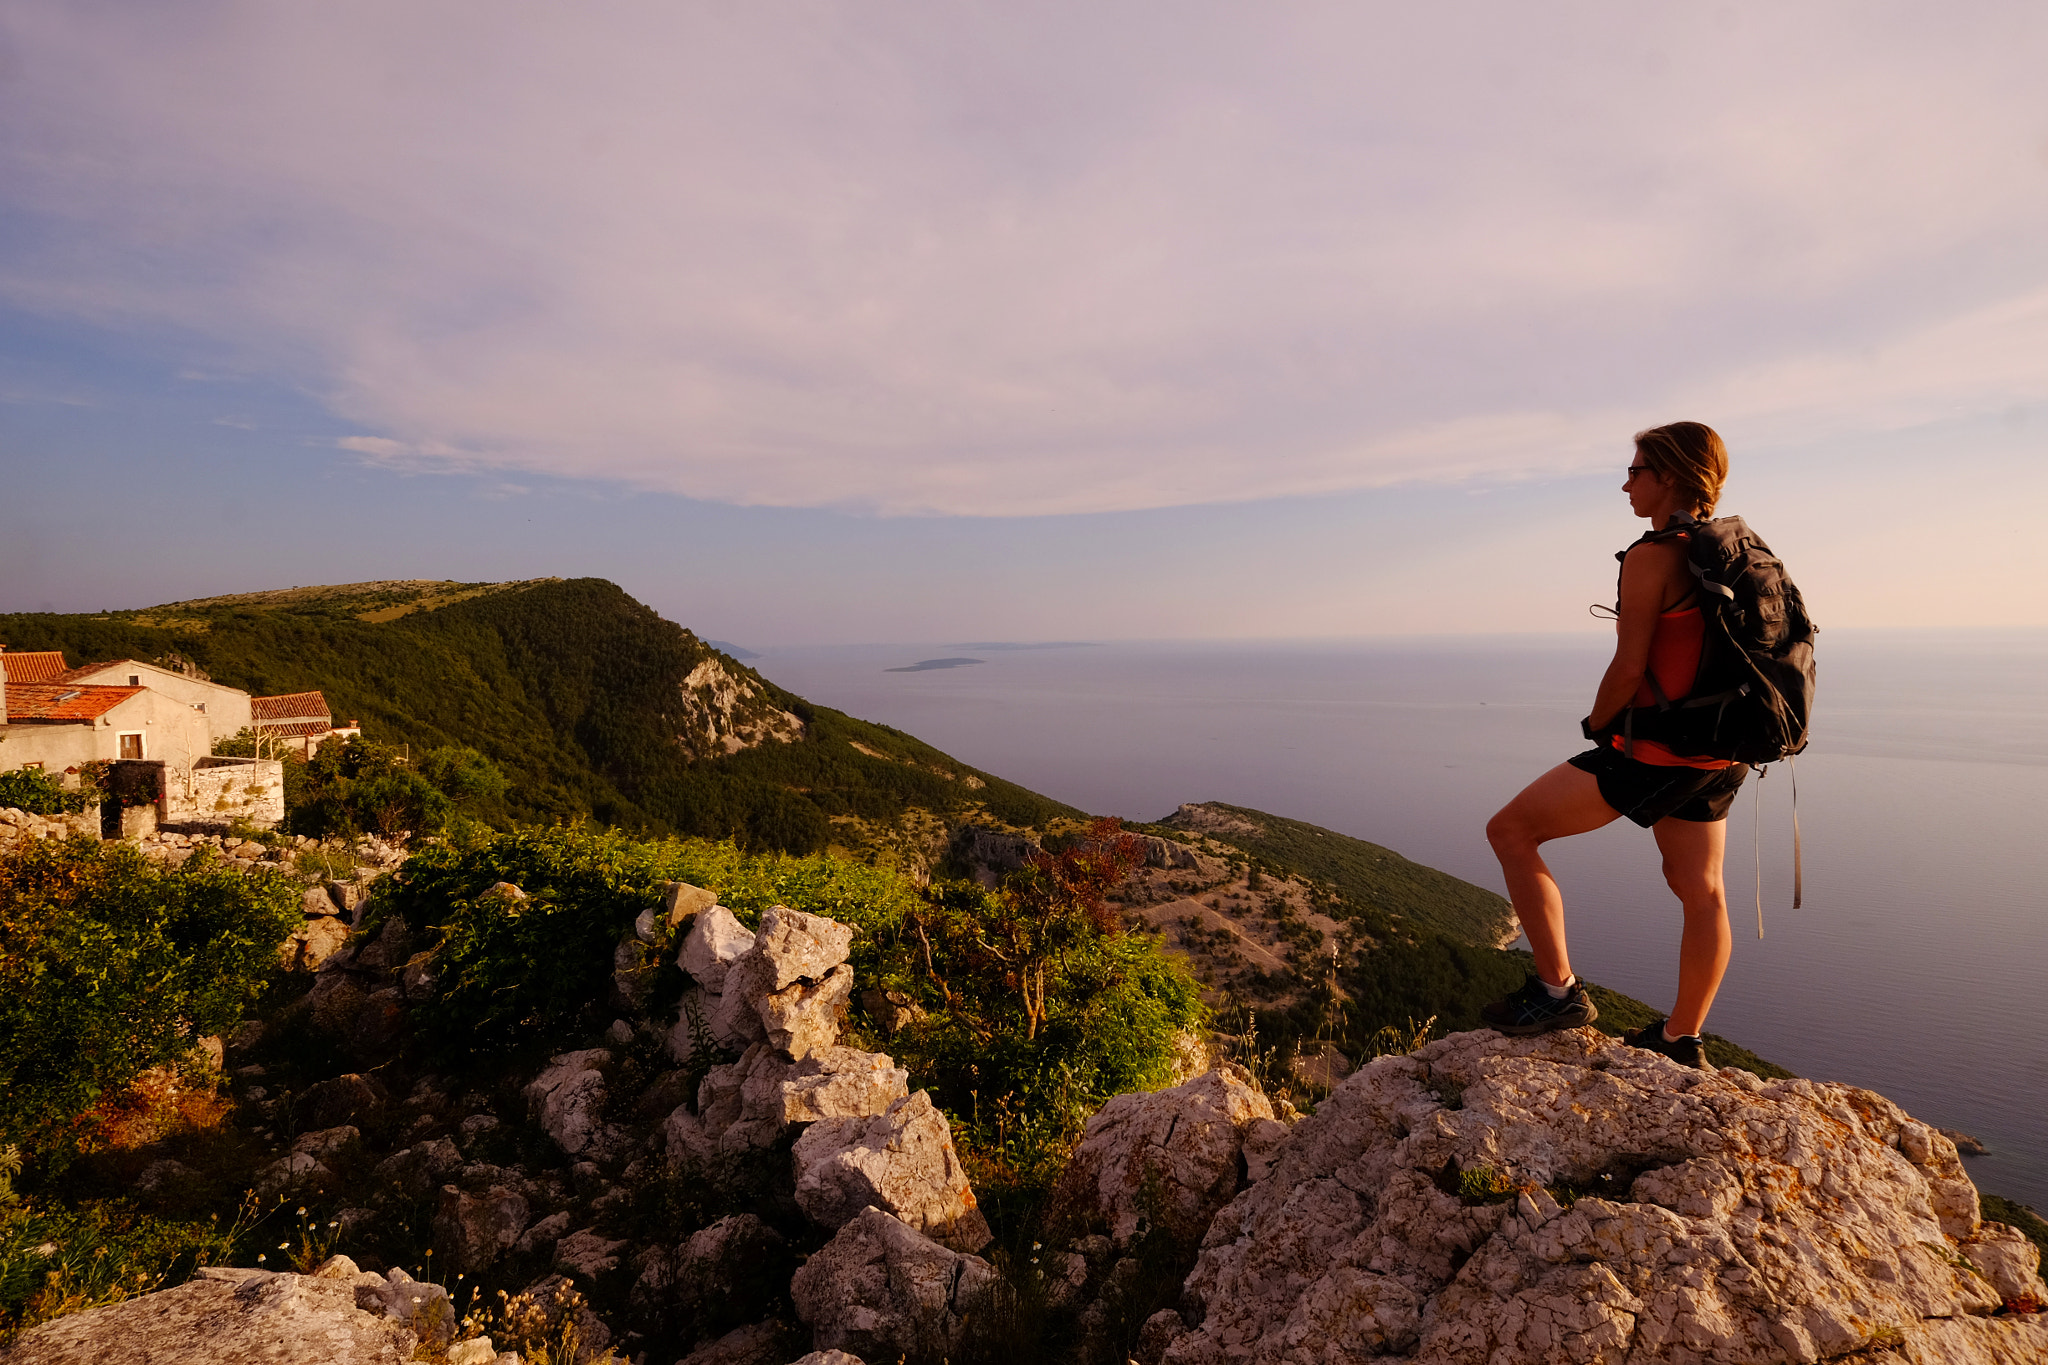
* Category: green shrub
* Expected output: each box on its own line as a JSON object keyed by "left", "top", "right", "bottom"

{"left": 0, "top": 770, "right": 92, "bottom": 817}
{"left": 0, "top": 1195, "right": 251, "bottom": 1342}
{"left": 0, "top": 839, "right": 300, "bottom": 1160}
{"left": 389, "top": 823, "right": 1204, "bottom": 1224}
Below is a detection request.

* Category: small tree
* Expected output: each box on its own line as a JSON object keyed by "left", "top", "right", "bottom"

{"left": 974, "top": 818, "right": 1145, "bottom": 1040}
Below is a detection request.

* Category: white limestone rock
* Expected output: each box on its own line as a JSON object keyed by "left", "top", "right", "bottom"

{"left": 789, "top": 1207, "right": 997, "bottom": 1361}
{"left": 1052, "top": 1064, "right": 1277, "bottom": 1252}
{"left": 665, "top": 1045, "right": 908, "bottom": 1167}
{"left": 1154, "top": 1028, "right": 2048, "bottom": 1365}
{"left": 0, "top": 1268, "right": 419, "bottom": 1364}
{"left": 522, "top": 1049, "right": 624, "bottom": 1159}
{"left": 757, "top": 962, "right": 855, "bottom": 1060}
{"left": 679, "top": 905, "right": 754, "bottom": 992}
{"left": 792, "top": 1092, "right": 992, "bottom": 1253}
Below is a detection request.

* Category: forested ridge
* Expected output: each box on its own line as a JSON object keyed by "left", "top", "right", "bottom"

{"left": 0, "top": 578, "right": 1073, "bottom": 852}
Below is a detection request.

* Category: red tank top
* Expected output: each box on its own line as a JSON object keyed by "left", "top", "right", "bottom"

{"left": 1609, "top": 604, "right": 1734, "bottom": 769}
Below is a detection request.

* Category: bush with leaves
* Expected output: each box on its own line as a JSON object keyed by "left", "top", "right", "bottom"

{"left": 0, "top": 768, "right": 93, "bottom": 817}
{"left": 0, "top": 839, "right": 300, "bottom": 1161}
{"left": 289, "top": 736, "right": 449, "bottom": 841}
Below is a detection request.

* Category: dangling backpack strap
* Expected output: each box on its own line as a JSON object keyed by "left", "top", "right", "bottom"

{"left": 1752, "top": 766, "right": 1766, "bottom": 939}
{"left": 1789, "top": 754, "right": 1803, "bottom": 910}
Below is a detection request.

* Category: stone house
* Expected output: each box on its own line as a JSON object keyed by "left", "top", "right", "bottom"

{"left": 56, "top": 658, "right": 255, "bottom": 745}
{"left": 0, "top": 647, "right": 283, "bottom": 830}
{"left": 251, "top": 690, "right": 360, "bottom": 758}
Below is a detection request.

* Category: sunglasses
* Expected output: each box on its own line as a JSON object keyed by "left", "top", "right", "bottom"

{"left": 1625, "top": 464, "right": 1654, "bottom": 481}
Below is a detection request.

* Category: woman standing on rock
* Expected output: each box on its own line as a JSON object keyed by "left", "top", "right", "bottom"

{"left": 1478, "top": 422, "right": 1747, "bottom": 1068}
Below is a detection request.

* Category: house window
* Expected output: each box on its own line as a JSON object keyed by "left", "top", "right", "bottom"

{"left": 128, "top": 675, "right": 141, "bottom": 686}
{"left": 117, "top": 733, "right": 144, "bottom": 760}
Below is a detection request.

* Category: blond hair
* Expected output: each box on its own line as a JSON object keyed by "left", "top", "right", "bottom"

{"left": 1634, "top": 421, "right": 1728, "bottom": 516}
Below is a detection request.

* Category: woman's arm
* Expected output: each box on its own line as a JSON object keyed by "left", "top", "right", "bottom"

{"left": 1588, "top": 540, "right": 1686, "bottom": 730}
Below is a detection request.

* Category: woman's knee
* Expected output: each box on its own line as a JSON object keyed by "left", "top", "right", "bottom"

{"left": 1486, "top": 807, "right": 1532, "bottom": 853}
{"left": 1662, "top": 862, "right": 1725, "bottom": 905}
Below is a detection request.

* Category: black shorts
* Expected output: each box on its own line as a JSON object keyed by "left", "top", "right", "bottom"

{"left": 1568, "top": 746, "right": 1748, "bottom": 827}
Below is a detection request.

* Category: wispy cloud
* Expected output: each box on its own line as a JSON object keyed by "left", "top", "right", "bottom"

{"left": 2, "top": 2, "right": 2044, "bottom": 515}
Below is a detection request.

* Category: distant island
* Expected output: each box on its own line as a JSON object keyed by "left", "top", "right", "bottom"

{"left": 885, "top": 657, "right": 986, "bottom": 673}
{"left": 704, "top": 639, "right": 761, "bottom": 659}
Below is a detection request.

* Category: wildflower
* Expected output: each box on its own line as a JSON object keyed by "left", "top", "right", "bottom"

{"left": 257, "top": 1254, "right": 267, "bottom": 1263}
{"left": 278, "top": 1242, "right": 289, "bottom": 1250}
{"left": 296, "top": 1207, "right": 306, "bottom": 1215}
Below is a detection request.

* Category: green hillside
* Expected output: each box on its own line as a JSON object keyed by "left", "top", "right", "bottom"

{"left": 1154, "top": 800, "right": 1516, "bottom": 947}
{"left": 0, "top": 579, "right": 1074, "bottom": 853}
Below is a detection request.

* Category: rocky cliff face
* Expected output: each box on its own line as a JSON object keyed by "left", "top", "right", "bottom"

{"left": 1135, "top": 1029, "right": 2047, "bottom": 1365}
{"left": 673, "top": 655, "right": 805, "bottom": 761}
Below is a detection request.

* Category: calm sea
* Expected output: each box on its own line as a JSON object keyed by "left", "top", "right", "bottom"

{"left": 753, "top": 630, "right": 2048, "bottom": 1211}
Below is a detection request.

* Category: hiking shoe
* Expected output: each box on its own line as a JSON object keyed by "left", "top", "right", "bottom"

{"left": 1623, "top": 1021, "right": 1708, "bottom": 1069}
{"left": 1480, "top": 974, "right": 1598, "bottom": 1036}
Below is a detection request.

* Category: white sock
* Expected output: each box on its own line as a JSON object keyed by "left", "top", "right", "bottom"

{"left": 1661, "top": 1024, "right": 1696, "bottom": 1043}
{"left": 1542, "top": 974, "right": 1577, "bottom": 1000}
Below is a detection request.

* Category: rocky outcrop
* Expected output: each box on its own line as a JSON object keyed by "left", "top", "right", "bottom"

{"left": 1142, "top": 1029, "right": 2048, "bottom": 1365}
{"left": 673, "top": 654, "right": 806, "bottom": 761}
{"left": 1053, "top": 1064, "right": 1280, "bottom": 1253}
{"left": 790, "top": 1207, "right": 999, "bottom": 1360}
{"left": 0, "top": 1258, "right": 447, "bottom": 1365}
{"left": 793, "top": 1091, "right": 993, "bottom": 1252}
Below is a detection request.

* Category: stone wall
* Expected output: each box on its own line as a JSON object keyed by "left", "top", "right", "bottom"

{"left": 167, "top": 757, "right": 285, "bottom": 829}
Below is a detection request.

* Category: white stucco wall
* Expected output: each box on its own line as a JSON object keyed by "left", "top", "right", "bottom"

{"left": 62, "top": 662, "right": 254, "bottom": 745}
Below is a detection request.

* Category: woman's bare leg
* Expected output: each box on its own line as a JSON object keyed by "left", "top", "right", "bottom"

{"left": 1485, "top": 764, "right": 1623, "bottom": 987}
{"left": 1651, "top": 815, "right": 1731, "bottom": 1037}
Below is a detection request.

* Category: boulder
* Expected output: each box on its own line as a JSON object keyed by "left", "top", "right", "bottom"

{"left": 301, "top": 886, "right": 344, "bottom": 918}
{"left": 793, "top": 1091, "right": 992, "bottom": 1252}
{"left": 370, "top": 1139, "right": 463, "bottom": 1202}
{"left": 516, "top": 1210, "right": 575, "bottom": 1258}
{"left": 255, "top": 1151, "right": 333, "bottom": 1199}
{"left": 675, "top": 1320, "right": 796, "bottom": 1365}
{"left": 789, "top": 1353, "right": 868, "bottom": 1365}
{"left": 433, "top": 1184, "right": 530, "bottom": 1275}
{"left": 750, "top": 905, "right": 856, "bottom": 989}
{"left": 664, "top": 880, "right": 722, "bottom": 931}
{"left": 713, "top": 907, "right": 855, "bottom": 1049}
{"left": 553, "top": 1228, "right": 628, "bottom": 1280}
{"left": 294, "top": 1074, "right": 389, "bottom": 1131}
{"left": 524, "top": 1049, "right": 620, "bottom": 1159}
{"left": 350, "top": 916, "right": 413, "bottom": 973}
{"left": 1156, "top": 1029, "right": 2048, "bottom": 1365}
{"left": 679, "top": 904, "right": 754, "bottom": 992}
{"left": 789, "top": 1207, "right": 997, "bottom": 1361}
{"left": 1961, "top": 1220, "right": 2048, "bottom": 1305}
{"left": 280, "top": 915, "right": 352, "bottom": 972}
{"left": 0, "top": 1267, "right": 418, "bottom": 1364}
{"left": 353, "top": 1266, "right": 456, "bottom": 1351}
{"left": 665, "top": 1045, "right": 909, "bottom": 1167}
{"left": 631, "top": 1214, "right": 792, "bottom": 1342}
{"left": 1050, "top": 1064, "right": 1276, "bottom": 1252}
{"left": 291, "top": 1125, "right": 363, "bottom": 1165}
{"left": 757, "top": 962, "right": 854, "bottom": 1059}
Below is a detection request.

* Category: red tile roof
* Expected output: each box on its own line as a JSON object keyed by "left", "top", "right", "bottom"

{"left": 4, "top": 683, "right": 145, "bottom": 722}
{"left": 263, "top": 720, "right": 335, "bottom": 739}
{"left": 0, "top": 651, "right": 71, "bottom": 683}
{"left": 252, "top": 691, "right": 332, "bottom": 724}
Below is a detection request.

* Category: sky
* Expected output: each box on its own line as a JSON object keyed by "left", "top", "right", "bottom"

{"left": 1, "top": 2, "right": 2045, "bottom": 644}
